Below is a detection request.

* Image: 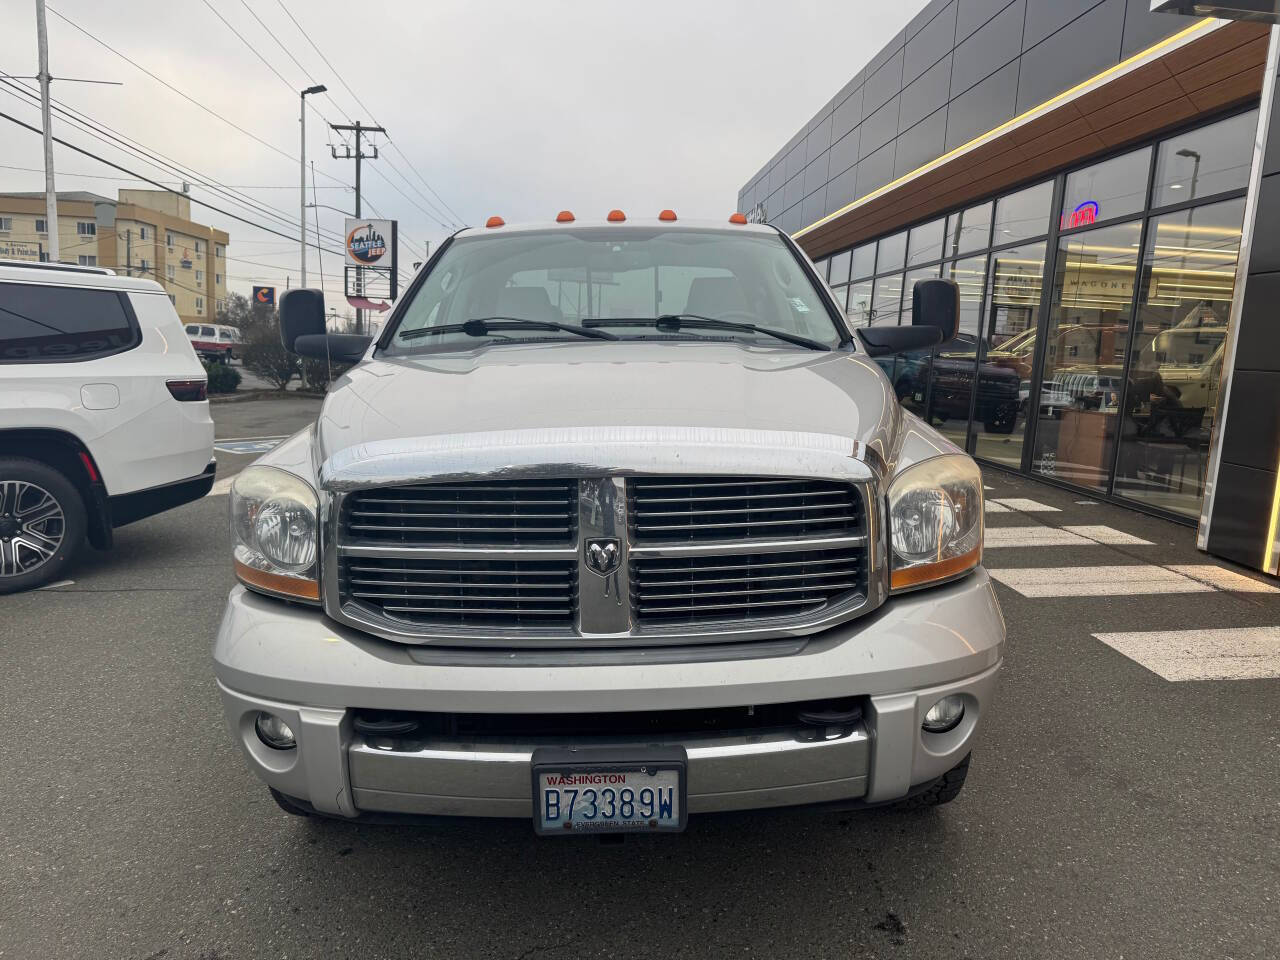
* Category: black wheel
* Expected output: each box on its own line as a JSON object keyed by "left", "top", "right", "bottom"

{"left": 894, "top": 754, "right": 970, "bottom": 810}
{"left": 0, "top": 457, "right": 87, "bottom": 594}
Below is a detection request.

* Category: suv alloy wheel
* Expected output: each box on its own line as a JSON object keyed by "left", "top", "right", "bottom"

{"left": 0, "top": 457, "right": 87, "bottom": 593}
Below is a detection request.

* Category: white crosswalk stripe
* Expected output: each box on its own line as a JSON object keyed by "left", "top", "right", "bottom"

{"left": 990, "top": 498, "right": 1060, "bottom": 512}
{"left": 989, "top": 565, "right": 1215, "bottom": 596}
{"left": 1169, "top": 565, "right": 1280, "bottom": 593}
{"left": 984, "top": 525, "right": 1154, "bottom": 548}
{"left": 985, "top": 527, "right": 1090, "bottom": 547}
{"left": 1061, "top": 525, "right": 1153, "bottom": 546}
{"left": 1093, "top": 627, "right": 1280, "bottom": 681}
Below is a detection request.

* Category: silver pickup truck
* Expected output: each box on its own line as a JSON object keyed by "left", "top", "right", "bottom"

{"left": 214, "top": 214, "right": 1003, "bottom": 834}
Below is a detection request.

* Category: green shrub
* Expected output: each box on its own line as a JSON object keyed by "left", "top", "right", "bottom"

{"left": 203, "top": 359, "right": 242, "bottom": 394}
{"left": 300, "top": 356, "right": 353, "bottom": 393}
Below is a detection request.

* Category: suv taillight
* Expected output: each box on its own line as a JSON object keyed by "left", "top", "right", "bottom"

{"left": 167, "top": 379, "right": 207, "bottom": 402}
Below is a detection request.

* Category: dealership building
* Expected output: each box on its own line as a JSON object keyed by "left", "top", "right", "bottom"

{"left": 739, "top": 1, "right": 1280, "bottom": 575}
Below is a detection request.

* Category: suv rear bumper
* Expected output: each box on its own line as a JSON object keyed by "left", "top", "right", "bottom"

{"left": 214, "top": 571, "right": 1004, "bottom": 819}
{"left": 108, "top": 459, "right": 216, "bottom": 527}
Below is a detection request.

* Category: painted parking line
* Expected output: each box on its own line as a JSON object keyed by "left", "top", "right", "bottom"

{"left": 989, "top": 565, "right": 1215, "bottom": 597}
{"left": 985, "top": 501, "right": 1011, "bottom": 513}
{"left": 213, "top": 437, "right": 287, "bottom": 455}
{"left": 1092, "top": 627, "right": 1280, "bottom": 681}
{"left": 1170, "top": 565, "right": 1280, "bottom": 593}
{"left": 985, "top": 527, "right": 1090, "bottom": 547}
{"left": 989, "top": 498, "right": 1061, "bottom": 513}
{"left": 1062, "top": 525, "right": 1154, "bottom": 546}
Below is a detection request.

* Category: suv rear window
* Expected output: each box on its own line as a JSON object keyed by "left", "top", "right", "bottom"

{"left": 0, "top": 282, "right": 141, "bottom": 363}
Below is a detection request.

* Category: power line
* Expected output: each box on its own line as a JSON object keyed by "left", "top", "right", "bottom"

{"left": 0, "top": 106, "right": 348, "bottom": 256}
{"left": 273, "top": 0, "right": 465, "bottom": 226}
{"left": 0, "top": 161, "right": 348, "bottom": 187}
{"left": 0, "top": 74, "right": 354, "bottom": 249}
{"left": 0, "top": 77, "right": 349, "bottom": 250}
{"left": 42, "top": 4, "right": 354, "bottom": 191}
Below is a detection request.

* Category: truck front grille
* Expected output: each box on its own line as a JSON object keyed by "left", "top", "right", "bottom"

{"left": 340, "top": 555, "right": 576, "bottom": 628}
{"left": 628, "top": 476, "right": 861, "bottom": 543}
{"left": 343, "top": 479, "right": 577, "bottom": 547}
{"left": 630, "top": 545, "right": 865, "bottom": 626}
{"left": 333, "top": 474, "right": 873, "bottom": 643}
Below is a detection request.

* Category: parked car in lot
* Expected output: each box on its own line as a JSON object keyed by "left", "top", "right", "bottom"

{"left": 214, "top": 214, "right": 1004, "bottom": 833}
{"left": 186, "top": 322, "right": 242, "bottom": 362}
{"left": 0, "top": 260, "right": 215, "bottom": 593}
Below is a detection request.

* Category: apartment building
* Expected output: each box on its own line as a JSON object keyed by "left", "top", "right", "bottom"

{"left": 0, "top": 188, "right": 228, "bottom": 323}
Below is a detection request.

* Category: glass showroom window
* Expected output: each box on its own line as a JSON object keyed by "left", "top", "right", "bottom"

{"left": 828, "top": 249, "right": 852, "bottom": 286}
{"left": 923, "top": 255, "right": 991, "bottom": 453}
{"left": 847, "top": 280, "right": 873, "bottom": 326}
{"left": 945, "top": 202, "right": 993, "bottom": 258}
{"left": 871, "top": 273, "right": 903, "bottom": 326}
{"left": 976, "top": 243, "right": 1047, "bottom": 468}
{"left": 1060, "top": 147, "right": 1151, "bottom": 230}
{"left": 1112, "top": 197, "right": 1245, "bottom": 517}
{"left": 883, "top": 265, "right": 942, "bottom": 421}
{"left": 850, "top": 242, "right": 876, "bottom": 282}
{"left": 1153, "top": 109, "right": 1258, "bottom": 207}
{"left": 906, "top": 218, "right": 944, "bottom": 268}
{"left": 993, "top": 181, "right": 1053, "bottom": 245}
{"left": 1032, "top": 220, "right": 1144, "bottom": 491}
{"left": 877, "top": 230, "right": 907, "bottom": 274}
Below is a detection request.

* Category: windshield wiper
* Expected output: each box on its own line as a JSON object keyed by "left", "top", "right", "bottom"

{"left": 398, "top": 317, "right": 617, "bottom": 342}
{"left": 583, "top": 315, "right": 826, "bottom": 351}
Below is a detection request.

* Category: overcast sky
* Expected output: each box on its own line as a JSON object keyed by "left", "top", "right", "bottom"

{"left": 0, "top": 0, "right": 926, "bottom": 307}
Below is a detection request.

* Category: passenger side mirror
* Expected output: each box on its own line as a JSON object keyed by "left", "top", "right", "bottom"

{"left": 912, "top": 278, "right": 959, "bottom": 342}
{"left": 279, "top": 288, "right": 326, "bottom": 352}
{"left": 857, "top": 279, "right": 960, "bottom": 357}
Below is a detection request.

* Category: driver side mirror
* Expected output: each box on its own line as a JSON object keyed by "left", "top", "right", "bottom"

{"left": 279, "top": 288, "right": 372, "bottom": 363}
{"left": 279, "top": 288, "right": 326, "bottom": 351}
{"left": 857, "top": 278, "right": 960, "bottom": 356}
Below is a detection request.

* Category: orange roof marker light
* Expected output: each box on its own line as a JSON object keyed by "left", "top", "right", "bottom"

{"left": 485, "top": 216, "right": 505, "bottom": 228}
{"left": 556, "top": 210, "right": 575, "bottom": 223}
{"left": 658, "top": 209, "right": 677, "bottom": 222}
{"left": 728, "top": 212, "right": 748, "bottom": 225}
{"left": 607, "top": 209, "right": 626, "bottom": 222}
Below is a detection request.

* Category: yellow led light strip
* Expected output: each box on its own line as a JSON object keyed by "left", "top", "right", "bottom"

{"left": 793, "top": 18, "right": 1222, "bottom": 242}
{"left": 1267, "top": 465, "right": 1280, "bottom": 573}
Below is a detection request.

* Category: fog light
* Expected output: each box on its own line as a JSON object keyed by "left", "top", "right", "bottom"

{"left": 922, "top": 695, "right": 965, "bottom": 733}
{"left": 255, "top": 711, "right": 296, "bottom": 750}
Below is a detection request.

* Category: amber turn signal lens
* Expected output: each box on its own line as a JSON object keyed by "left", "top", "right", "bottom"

{"left": 234, "top": 559, "right": 320, "bottom": 601}
{"left": 658, "top": 209, "right": 677, "bottom": 221}
{"left": 889, "top": 546, "right": 981, "bottom": 592}
{"left": 556, "top": 210, "right": 575, "bottom": 223}
{"left": 485, "top": 216, "right": 505, "bottom": 228}
{"left": 728, "top": 213, "right": 748, "bottom": 224}
{"left": 607, "top": 209, "right": 626, "bottom": 222}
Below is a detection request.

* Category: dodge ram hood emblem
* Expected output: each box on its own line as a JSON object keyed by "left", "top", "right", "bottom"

{"left": 584, "top": 538, "right": 621, "bottom": 576}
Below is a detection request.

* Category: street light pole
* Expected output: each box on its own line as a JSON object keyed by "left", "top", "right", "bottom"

{"left": 299, "top": 84, "right": 326, "bottom": 288}
{"left": 35, "top": 0, "right": 59, "bottom": 263}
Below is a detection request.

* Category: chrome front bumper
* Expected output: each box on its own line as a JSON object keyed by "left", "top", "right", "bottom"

{"left": 214, "top": 571, "right": 1004, "bottom": 819}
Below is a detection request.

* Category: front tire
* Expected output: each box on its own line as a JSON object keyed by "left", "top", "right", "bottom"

{"left": 0, "top": 457, "right": 87, "bottom": 594}
{"left": 894, "top": 754, "right": 970, "bottom": 810}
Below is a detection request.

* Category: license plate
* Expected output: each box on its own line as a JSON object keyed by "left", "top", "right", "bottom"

{"left": 531, "top": 746, "right": 687, "bottom": 836}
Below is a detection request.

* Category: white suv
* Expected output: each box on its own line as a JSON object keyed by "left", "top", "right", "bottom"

{"left": 0, "top": 260, "right": 216, "bottom": 592}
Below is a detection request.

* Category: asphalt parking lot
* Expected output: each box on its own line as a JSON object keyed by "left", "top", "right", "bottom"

{"left": 2, "top": 396, "right": 1277, "bottom": 959}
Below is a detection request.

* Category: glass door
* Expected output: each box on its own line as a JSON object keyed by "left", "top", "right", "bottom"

{"left": 1031, "top": 221, "right": 1143, "bottom": 490}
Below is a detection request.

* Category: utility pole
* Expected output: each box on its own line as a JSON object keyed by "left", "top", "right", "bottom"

{"left": 330, "top": 121, "right": 384, "bottom": 335}
{"left": 35, "top": 0, "right": 59, "bottom": 263}
{"left": 299, "top": 85, "right": 326, "bottom": 288}
{"left": 125, "top": 229, "right": 131, "bottom": 277}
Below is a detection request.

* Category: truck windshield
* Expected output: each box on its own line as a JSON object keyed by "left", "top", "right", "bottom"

{"left": 382, "top": 227, "right": 844, "bottom": 353}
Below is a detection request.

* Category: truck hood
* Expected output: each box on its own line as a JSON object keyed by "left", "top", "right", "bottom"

{"left": 312, "top": 341, "right": 955, "bottom": 490}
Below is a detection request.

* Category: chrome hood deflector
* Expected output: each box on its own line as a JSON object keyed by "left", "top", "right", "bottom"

{"left": 314, "top": 342, "right": 910, "bottom": 489}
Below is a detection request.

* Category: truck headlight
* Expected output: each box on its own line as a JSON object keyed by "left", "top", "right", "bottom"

{"left": 230, "top": 466, "right": 320, "bottom": 602}
{"left": 887, "top": 455, "right": 983, "bottom": 592}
